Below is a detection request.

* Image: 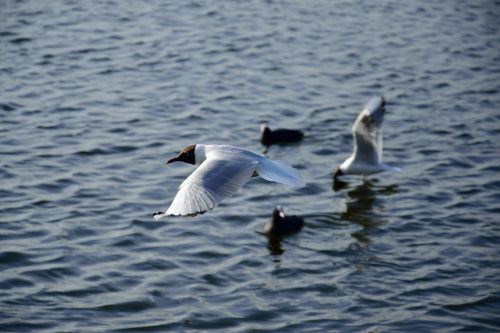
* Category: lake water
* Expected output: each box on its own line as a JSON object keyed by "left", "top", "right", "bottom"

{"left": 1, "top": 0, "right": 500, "bottom": 332}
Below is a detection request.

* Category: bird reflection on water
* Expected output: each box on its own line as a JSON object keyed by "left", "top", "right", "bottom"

{"left": 266, "top": 234, "right": 286, "bottom": 256}
{"left": 334, "top": 178, "right": 399, "bottom": 244}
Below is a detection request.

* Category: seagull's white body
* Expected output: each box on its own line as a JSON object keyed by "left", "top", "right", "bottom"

{"left": 154, "top": 144, "right": 304, "bottom": 218}
{"left": 338, "top": 96, "right": 401, "bottom": 176}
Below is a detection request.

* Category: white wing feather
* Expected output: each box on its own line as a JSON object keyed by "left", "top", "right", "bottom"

{"left": 256, "top": 158, "right": 305, "bottom": 188}
{"left": 352, "top": 96, "right": 385, "bottom": 165}
{"left": 163, "top": 156, "right": 258, "bottom": 217}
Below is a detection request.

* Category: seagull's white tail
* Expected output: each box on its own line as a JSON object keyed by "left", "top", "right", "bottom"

{"left": 256, "top": 158, "right": 305, "bottom": 188}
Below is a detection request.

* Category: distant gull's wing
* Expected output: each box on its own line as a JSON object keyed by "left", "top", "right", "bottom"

{"left": 161, "top": 155, "right": 258, "bottom": 217}
{"left": 351, "top": 96, "right": 385, "bottom": 165}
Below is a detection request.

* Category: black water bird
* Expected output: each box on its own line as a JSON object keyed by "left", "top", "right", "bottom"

{"left": 260, "top": 123, "right": 304, "bottom": 147}
{"left": 263, "top": 206, "right": 304, "bottom": 236}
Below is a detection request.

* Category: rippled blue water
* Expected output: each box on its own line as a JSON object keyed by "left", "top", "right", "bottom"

{"left": 1, "top": 0, "right": 500, "bottom": 332}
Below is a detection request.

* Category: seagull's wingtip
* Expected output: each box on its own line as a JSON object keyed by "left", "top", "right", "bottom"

{"left": 287, "top": 176, "right": 306, "bottom": 188}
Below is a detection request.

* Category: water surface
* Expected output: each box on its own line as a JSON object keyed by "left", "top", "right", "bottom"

{"left": 1, "top": 0, "right": 500, "bottom": 332}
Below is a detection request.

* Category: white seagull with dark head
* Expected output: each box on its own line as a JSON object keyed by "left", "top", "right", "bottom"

{"left": 334, "top": 96, "right": 401, "bottom": 179}
{"left": 154, "top": 144, "right": 304, "bottom": 218}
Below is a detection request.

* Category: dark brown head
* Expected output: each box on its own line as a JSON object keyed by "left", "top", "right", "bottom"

{"left": 167, "top": 144, "right": 197, "bottom": 165}
{"left": 333, "top": 166, "right": 344, "bottom": 180}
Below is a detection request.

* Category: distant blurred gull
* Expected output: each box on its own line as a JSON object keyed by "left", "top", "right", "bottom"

{"left": 263, "top": 206, "right": 304, "bottom": 236}
{"left": 154, "top": 144, "right": 304, "bottom": 218}
{"left": 334, "top": 96, "right": 401, "bottom": 179}
{"left": 260, "top": 123, "right": 304, "bottom": 147}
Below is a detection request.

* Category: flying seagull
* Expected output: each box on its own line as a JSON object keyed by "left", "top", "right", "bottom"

{"left": 154, "top": 144, "right": 304, "bottom": 218}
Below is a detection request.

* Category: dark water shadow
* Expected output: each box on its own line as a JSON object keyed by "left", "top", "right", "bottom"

{"left": 266, "top": 234, "right": 285, "bottom": 256}
{"left": 255, "top": 230, "right": 289, "bottom": 257}
{"left": 336, "top": 179, "right": 399, "bottom": 244}
{"left": 332, "top": 177, "right": 349, "bottom": 192}
{"left": 256, "top": 230, "right": 301, "bottom": 260}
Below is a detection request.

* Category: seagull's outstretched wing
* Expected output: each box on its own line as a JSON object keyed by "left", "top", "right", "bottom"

{"left": 156, "top": 155, "right": 258, "bottom": 218}
{"left": 352, "top": 96, "right": 385, "bottom": 165}
{"left": 256, "top": 158, "right": 305, "bottom": 188}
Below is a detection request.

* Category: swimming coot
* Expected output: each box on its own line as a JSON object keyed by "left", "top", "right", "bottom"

{"left": 260, "top": 123, "right": 304, "bottom": 147}
{"left": 263, "top": 206, "right": 304, "bottom": 236}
